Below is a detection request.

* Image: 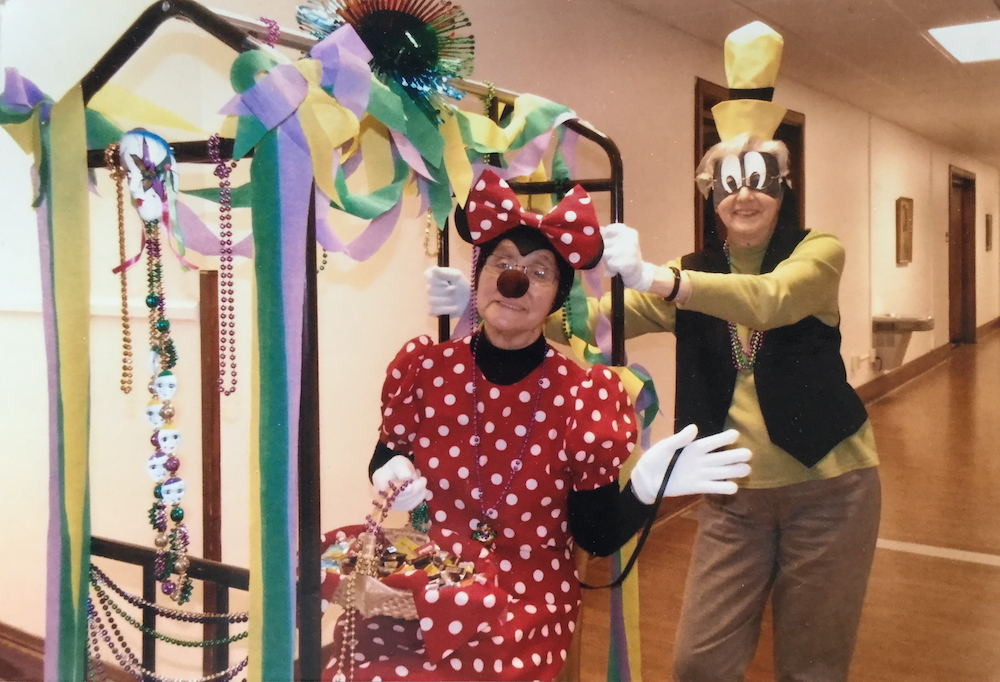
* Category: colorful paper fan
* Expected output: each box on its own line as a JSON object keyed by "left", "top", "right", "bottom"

{"left": 297, "top": 0, "right": 474, "bottom": 117}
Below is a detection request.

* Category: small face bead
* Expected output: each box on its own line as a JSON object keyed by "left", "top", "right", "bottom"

{"left": 153, "top": 372, "right": 178, "bottom": 400}
{"left": 146, "top": 452, "right": 168, "bottom": 481}
{"left": 157, "top": 428, "right": 182, "bottom": 455}
{"left": 161, "top": 477, "right": 186, "bottom": 504}
{"left": 145, "top": 401, "right": 165, "bottom": 428}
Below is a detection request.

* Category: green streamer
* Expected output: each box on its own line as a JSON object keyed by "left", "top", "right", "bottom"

{"left": 331, "top": 152, "right": 410, "bottom": 219}
{"left": 182, "top": 183, "right": 254, "bottom": 208}
{"left": 250, "top": 130, "right": 294, "bottom": 680}
{"left": 84, "top": 109, "right": 123, "bottom": 150}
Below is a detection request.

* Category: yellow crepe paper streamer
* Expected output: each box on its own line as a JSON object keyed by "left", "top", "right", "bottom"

{"left": 88, "top": 83, "right": 206, "bottom": 134}
{"left": 293, "top": 58, "right": 360, "bottom": 205}
{"left": 359, "top": 116, "right": 394, "bottom": 193}
{"left": 50, "top": 85, "right": 92, "bottom": 611}
{"left": 3, "top": 109, "right": 40, "bottom": 155}
{"left": 456, "top": 93, "right": 556, "bottom": 152}
{"left": 519, "top": 160, "right": 553, "bottom": 214}
{"left": 440, "top": 107, "right": 473, "bottom": 206}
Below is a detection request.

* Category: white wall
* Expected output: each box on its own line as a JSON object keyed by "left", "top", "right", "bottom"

{"left": 2, "top": 0, "right": 1000, "bottom": 661}
{"left": 869, "top": 117, "right": 1000, "bottom": 361}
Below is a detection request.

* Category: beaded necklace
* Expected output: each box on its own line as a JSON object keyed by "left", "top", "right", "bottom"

{"left": 207, "top": 134, "right": 239, "bottom": 396}
{"left": 106, "top": 144, "right": 133, "bottom": 395}
{"left": 333, "top": 482, "right": 407, "bottom": 682}
{"left": 142, "top": 218, "right": 192, "bottom": 605}
{"left": 724, "top": 241, "right": 765, "bottom": 371}
{"left": 468, "top": 332, "right": 547, "bottom": 547}
{"left": 87, "top": 600, "right": 249, "bottom": 682}
{"left": 91, "top": 565, "right": 247, "bottom": 623}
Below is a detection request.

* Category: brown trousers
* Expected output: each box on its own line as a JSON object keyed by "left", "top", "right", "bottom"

{"left": 672, "top": 467, "right": 881, "bottom": 682}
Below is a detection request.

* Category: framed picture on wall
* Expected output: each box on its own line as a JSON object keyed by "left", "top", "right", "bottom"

{"left": 896, "top": 197, "right": 913, "bottom": 265}
{"left": 988, "top": 214, "right": 994, "bottom": 252}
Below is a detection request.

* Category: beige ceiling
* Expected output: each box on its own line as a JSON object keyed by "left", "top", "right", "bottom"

{"left": 607, "top": 0, "right": 1000, "bottom": 169}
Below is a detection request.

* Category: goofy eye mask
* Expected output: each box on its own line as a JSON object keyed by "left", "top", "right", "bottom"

{"left": 712, "top": 151, "right": 783, "bottom": 208}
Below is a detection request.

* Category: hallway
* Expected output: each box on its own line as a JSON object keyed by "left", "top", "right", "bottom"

{"left": 580, "top": 326, "right": 1000, "bottom": 681}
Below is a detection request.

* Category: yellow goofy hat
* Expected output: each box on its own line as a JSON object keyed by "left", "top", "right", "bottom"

{"left": 711, "top": 21, "right": 787, "bottom": 141}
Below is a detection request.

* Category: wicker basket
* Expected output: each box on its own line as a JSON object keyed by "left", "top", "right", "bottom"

{"left": 332, "top": 527, "right": 429, "bottom": 621}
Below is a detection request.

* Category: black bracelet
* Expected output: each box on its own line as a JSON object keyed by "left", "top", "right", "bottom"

{"left": 664, "top": 266, "right": 682, "bottom": 302}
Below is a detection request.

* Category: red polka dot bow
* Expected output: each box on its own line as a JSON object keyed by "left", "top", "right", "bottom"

{"left": 465, "top": 169, "right": 603, "bottom": 269}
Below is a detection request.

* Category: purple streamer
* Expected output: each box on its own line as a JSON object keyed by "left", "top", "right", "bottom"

{"left": 219, "top": 96, "right": 251, "bottom": 117}
{"left": 583, "top": 264, "right": 616, "bottom": 359}
{"left": 175, "top": 202, "right": 253, "bottom": 258}
{"left": 310, "top": 24, "right": 372, "bottom": 119}
{"left": 469, "top": 131, "right": 553, "bottom": 184}
{"left": 559, "top": 128, "right": 581, "bottom": 175}
{"left": 390, "top": 128, "right": 432, "bottom": 180}
{"left": 341, "top": 147, "right": 363, "bottom": 179}
{"left": 38, "top": 188, "right": 61, "bottom": 682}
{"left": 609, "top": 553, "right": 631, "bottom": 682}
{"left": 314, "top": 186, "right": 404, "bottom": 262}
{"left": 277, "top": 118, "right": 314, "bottom": 576}
{"left": 240, "top": 64, "right": 308, "bottom": 131}
{"left": 2, "top": 67, "right": 46, "bottom": 112}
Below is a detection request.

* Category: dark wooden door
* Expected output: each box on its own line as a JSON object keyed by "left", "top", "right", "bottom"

{"left": 948, "top": 168, "right": 977, "bottom": 344}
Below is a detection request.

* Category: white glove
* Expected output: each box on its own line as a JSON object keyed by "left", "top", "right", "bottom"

{"left": 629, "top": 425, "right": 751, "bottom": 504}
{"left": 371, "top": 455, "right": 431, "bottom": 512}
{"left": 600, "top": 223, "right": 657, "bottom": 292}
{"left": 424, "top": 266, "right": 471, "bottom": 317}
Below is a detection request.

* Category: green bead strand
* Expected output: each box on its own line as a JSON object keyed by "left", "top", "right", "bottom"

{"left": 92, "top": 588, "right": 247, "bottom": 648}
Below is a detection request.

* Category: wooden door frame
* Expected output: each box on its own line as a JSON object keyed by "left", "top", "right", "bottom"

{"left": 948, "top": 166, "right": 977, "bottom": 343}
{"left": 694, "top": 77, "right": 806, "bottom": 250}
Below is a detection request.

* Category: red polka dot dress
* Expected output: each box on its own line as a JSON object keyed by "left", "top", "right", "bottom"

{"left": 327, "top": 334, "right": 637, "bottom": 681}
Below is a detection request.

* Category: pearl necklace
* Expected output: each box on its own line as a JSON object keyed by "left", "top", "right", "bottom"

{"left": 468, "top": 333, "right": 547, "bottom": 547}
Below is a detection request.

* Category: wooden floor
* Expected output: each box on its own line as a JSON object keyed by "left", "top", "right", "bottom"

{"left": 579, "top": 327, "right": 1000, "bottom": 682}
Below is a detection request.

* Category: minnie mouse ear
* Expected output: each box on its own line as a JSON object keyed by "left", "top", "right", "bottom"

{"left": 579, "top": 240, "right": 604, "bottom": 270}
{"left": 453, "top": 205, "right": 473, "bottom": 244}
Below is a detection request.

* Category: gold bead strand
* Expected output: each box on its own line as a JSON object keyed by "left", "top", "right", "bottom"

{"left": 106, "top": 143, "right": 133, "bottom": 394}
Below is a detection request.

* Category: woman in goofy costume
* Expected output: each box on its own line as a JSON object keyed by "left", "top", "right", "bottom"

{"left": 598, "top": 22, "right": 882, "bottom": 682}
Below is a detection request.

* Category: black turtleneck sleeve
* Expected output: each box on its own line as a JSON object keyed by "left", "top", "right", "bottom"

{"left": 568, "top": 482, "right": 654, "bottom": 557}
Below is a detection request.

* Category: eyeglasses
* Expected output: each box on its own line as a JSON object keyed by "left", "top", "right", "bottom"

{"left": 483, "top": 254, "right": 558, "bottom": 286}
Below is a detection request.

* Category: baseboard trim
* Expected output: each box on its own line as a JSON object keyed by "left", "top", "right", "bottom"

{"left": 0, "top": 621, "right": 131, "bottom": 682}
{"left": 857, "top": 315, "right": 1000, "bottom": 404}
{"left": 977, "top": 316, "right": 1000, "bottom": 337}
{"left": 855, "top": 343, "right": 952, "bottom": 404}
{"left": 0, "top": 622, "right": 43, "bottom": 682}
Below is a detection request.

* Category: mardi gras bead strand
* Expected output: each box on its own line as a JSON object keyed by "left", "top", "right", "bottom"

{"left": 145, "top": 221, "right": 177, "bottom": 371}
{"left": 91, "top": 586, "right": 248, "bottom": 648}
{"left": 333, "top": 481, "right": 410, "bottom": 682}
{"left": 142, "top": 218, "right": 191, "bottom": 603}
{"left": 723, "top": 241, "right": 765, "bottom": 370}
{"left": 207, "top": 134, "right": 239, "bottom": 396}
{"left": 91, "top": 565, "right": 248, "bottom": 623}
{"left": 106, "top": 143, "right": 133, "bottom": 394}
{"left": 88, "top": 600, "right": 249, "bottom": 682}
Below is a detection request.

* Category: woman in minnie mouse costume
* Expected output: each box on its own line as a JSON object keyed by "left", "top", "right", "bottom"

{"left": 324, "top": 169, "right": 751, "bottom": 682}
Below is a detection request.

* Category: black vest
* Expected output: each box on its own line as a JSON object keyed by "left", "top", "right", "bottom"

{"left": 674, "top": 222, "right": 868, "bottom": 467}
